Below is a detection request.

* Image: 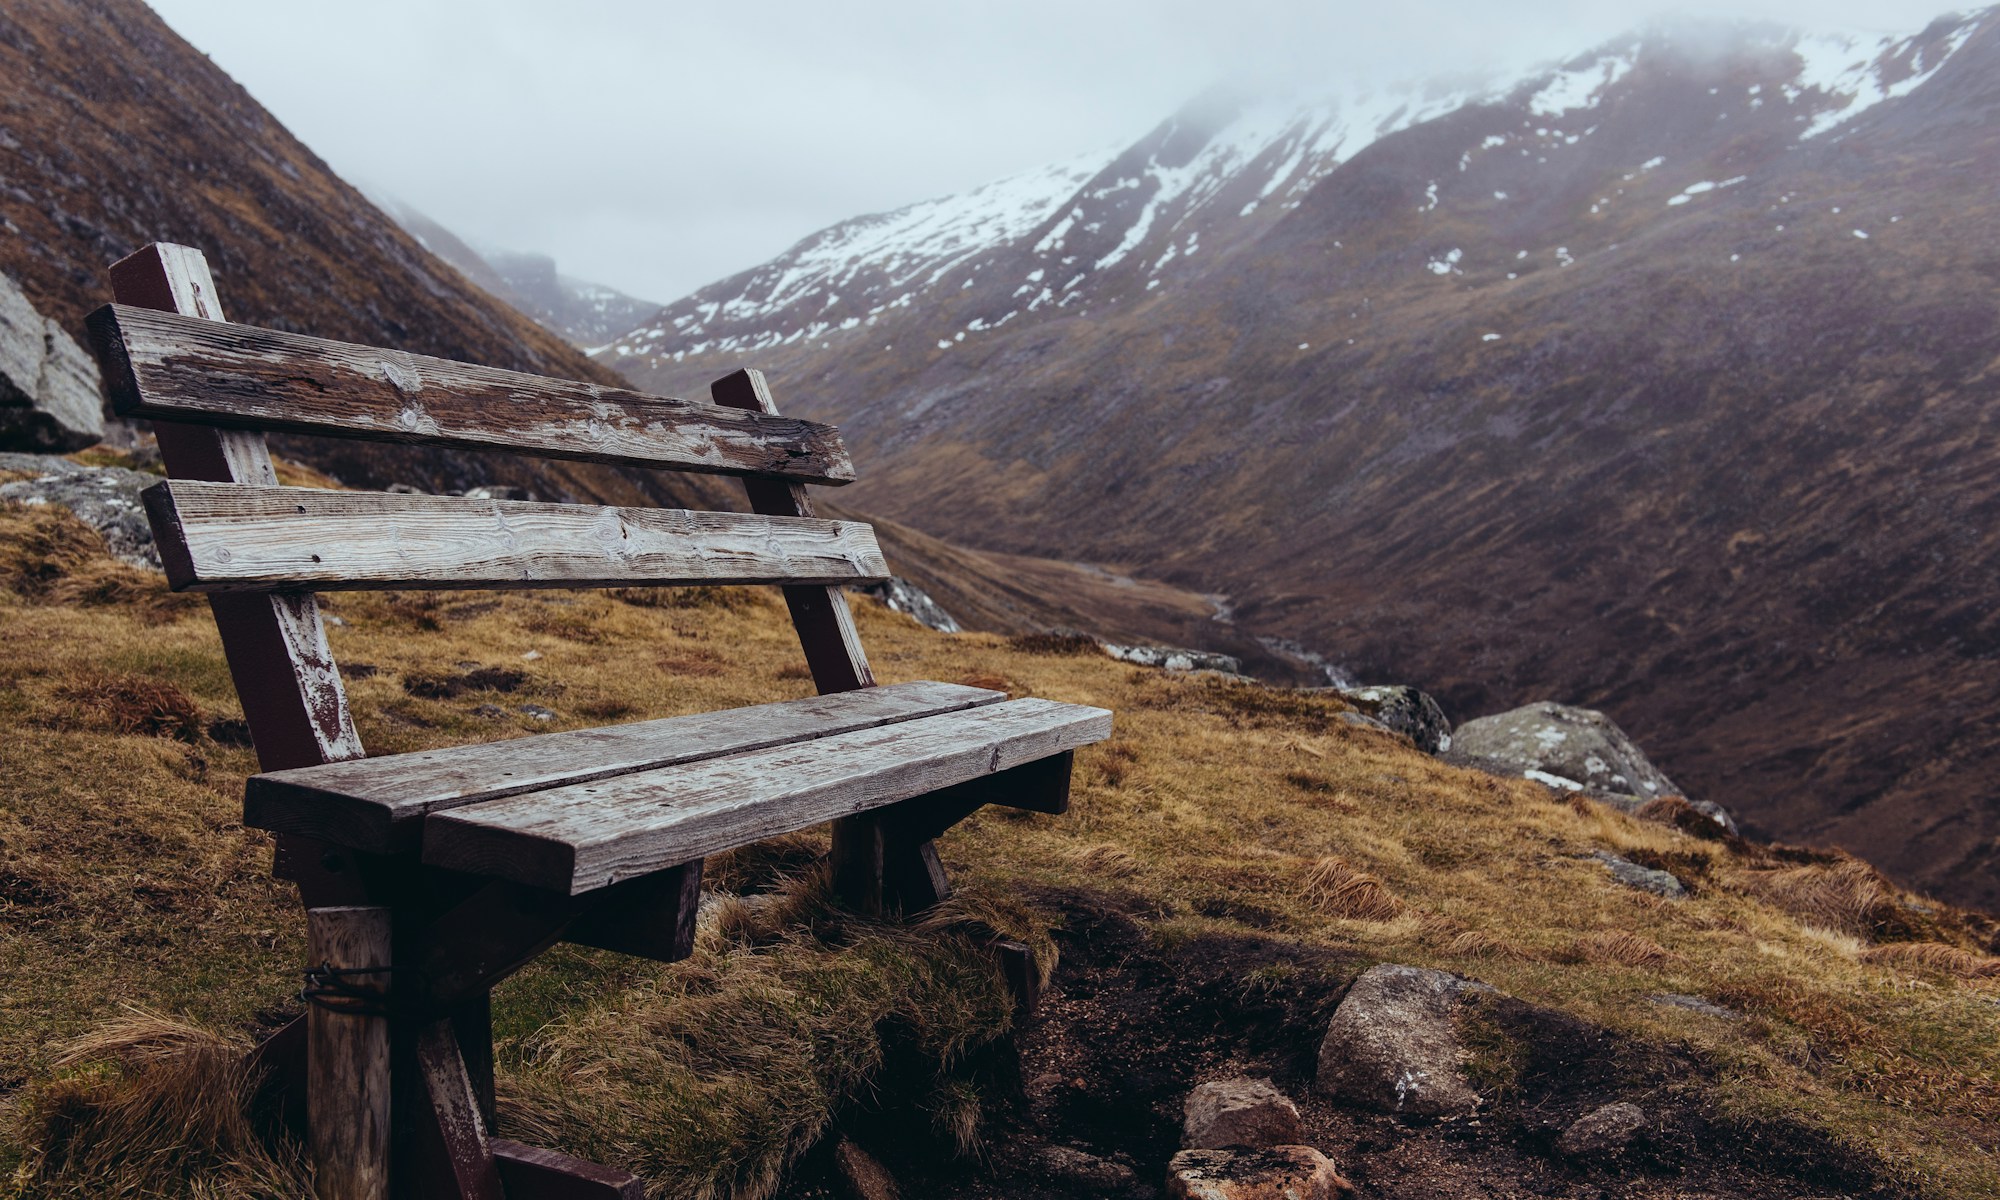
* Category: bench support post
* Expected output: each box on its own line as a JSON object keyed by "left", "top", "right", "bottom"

{"left": 307, "top": 906, "right": 393, "bottom": 1200}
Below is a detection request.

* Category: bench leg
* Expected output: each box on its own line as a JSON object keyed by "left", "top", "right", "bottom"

{"left": 307, "top": 906, "right": 393, "bottom": 1200}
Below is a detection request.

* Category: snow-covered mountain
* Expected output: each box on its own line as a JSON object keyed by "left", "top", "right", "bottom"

{"left": 600, "top": 14, "right": 1984, "bottom": 373}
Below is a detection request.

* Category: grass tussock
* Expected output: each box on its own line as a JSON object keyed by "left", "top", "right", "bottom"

{"left": 1302, "top": 857, "right": 1403, "bottom": 921}
{"left": 1735, "top": 858, "right": 1906, "bottom": 939}
{"left": 1004, "top": 631, "right": 1102, "bottom": 656}
{"left": 1859, "top": 941, "right": 2000, "bottom": 979}
{"left": 51, "top": 674, "right": 208, "bottom": 742}
{"left": 1063, "top": 842, "right": 1141, "bottom": 879}
{"left": 12, "top": 1007, "right": 311, "bottom": 1199}
{"left": 1573, "top": 930, "right": 1680, "bottom": 968}
{"left": 0, "top": 504, "right": 197, "bottom": 620}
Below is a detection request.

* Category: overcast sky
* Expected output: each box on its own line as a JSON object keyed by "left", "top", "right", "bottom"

{"left": 147, "top": 0, "right": 1963, "bottom": 304}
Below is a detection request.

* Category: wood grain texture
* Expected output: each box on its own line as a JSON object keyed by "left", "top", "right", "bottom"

{"left": 491, "top": 1141, "right": 645, "bottom": 1200}
{"left": 247, "top": 681, "right": 1006, "bottom": 852}
{"left": 144, "top": 480, "right": 889, "bottom": 592}
{"left": 423, "top": 698, "right": 1114, "bottom": 894}
{"left": 107, "top": 244, "right": 363, "bottom": 771}
{"left": 306, "top": 906, "right": 392, "bottom": 1200}
{"left": 87, "top": 303, "right": 858, "bottom": 483}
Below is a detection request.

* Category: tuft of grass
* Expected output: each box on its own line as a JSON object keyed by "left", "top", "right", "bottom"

{"left": 1004, "top": 632, "right": 1102, "bottom": 657}
{"left": 52, "top": 675, "right": 207, "bottom": 743}
{"left": 1063, "top": 842, "right": 1141, "bottom": 879}
{"left": 1860, "top": 941, "right": 2000, "bottom": 979}
{"left": 11, "top": 1007, "right": 311, "bottom": 1199}
{"left": 1735, "top": 858, "right": 1906, "bottom": 939}
{"left": 1573, "top": 930, "right": 1680, "bottom": 968}
{"left": 1302, "top": 857, "right": 1403, "bottom": 921}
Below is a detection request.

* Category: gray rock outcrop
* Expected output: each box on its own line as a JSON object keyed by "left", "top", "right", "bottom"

{"left": 1167, "top": 1147, "right": 1350, "bottom": 1200}
{"left": 0, "top": 272, "right": 103, "bottom": 452}
{"left": 1104, "top": 642, "right": 1242, "bottom": 674}
{"left": 1590, "top": 851, "right": 1686, "bottom": 899}
{"left": 1182, "top": 1076, "right": 1303, "bottom": 1150}
{"left": 1448, "top": 701, "right": 1737, "bottom": 833}
{"left": 1315, "top": 963, "right": 1493, "bottom": 1117}
{"left": 856, "top": 576, "right": 962, "bottom": 633}
{"left": 0, "top": 454, "right": 161, "bottom": 568}
{"left": 1337, "top": 685, "right": 1453, "bottom": 754}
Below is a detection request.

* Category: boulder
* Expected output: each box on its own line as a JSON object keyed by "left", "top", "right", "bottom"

{"left": 856, "top": 576, "right": 962, "bottom": 633}
{"left": 1337, "top": 685, "right": 1452, "bottom": 754}
{"left": 0, "top": 454, "right": 162, "bottom": 568}
{"left": 1590, "top": 851, "right": 1686, "bottom": 899}
{"left": 0, "top": 273, "right": 103, "bottom": 452}
{"left": 1029, "top": 1144, "right": 1140, "bottom": 1192}
{"left": 1557, "top": 1101, "right": 1647, "bottom": 1158}
{"left": 1448, "top": 701, "right": 1737, "bottom": 833}
{"left": 1315, "top": 963, "right": 1492, "bottom": 1117}
{"left": 1104, "top": 642, "right": 1242, "bottom": 674}
{"left": 1182, "top": 1076, "right": 1303, "bottom": 1149}
{"left": 1167, "top": 1147, "right": 1350, "bottom": 1200}
{"left": 831, "top": 1137, "right": 900, "bottom": 1200}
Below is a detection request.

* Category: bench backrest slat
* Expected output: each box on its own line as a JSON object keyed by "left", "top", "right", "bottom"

{"left": 88, "top": 304, "right": 858, "bottom": 484}
{"left": 145, "top": 481, "right": 890, "bottom": 593}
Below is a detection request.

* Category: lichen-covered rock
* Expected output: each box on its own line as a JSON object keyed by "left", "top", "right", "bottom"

{"left": 1448, "top": 701, "right": 1737, "bottom": 833}
{"left": 1183, "top": 1076, "right": 1304, "bottom": 1149}
{"left": 1167, "top": 1147, "right": 1351, "bottom": 1200}
{"left": 1104, "top": 642, "right": 1242, "bottom": 674}
{"left": 0, "top": 454, "right": 161, "bottom": 567}
{"left": 1029, "top": 1144, "right": 1140, "bottom": 1191}
{"left": 1315, "top": 963, "right": 1493, "bottom": 1117}
{"left": 1557, "top": 1101, "right": 1647, "bottom": 1158}
{"left": 1338, "top": 685, "right": 1453, "bottom": 754}
{"left": 0, "top": 273, "right": 103, "bottom": 452}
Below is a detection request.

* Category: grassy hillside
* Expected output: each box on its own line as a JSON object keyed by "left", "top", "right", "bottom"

{"left": 1, "top": 474, "right": 1997, "bottom": 1198}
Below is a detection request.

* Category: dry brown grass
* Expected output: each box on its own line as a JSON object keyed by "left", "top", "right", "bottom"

{"left": 1302, "top": 857, "right": 1403, "bottom": 921}
{"left": 1735, "top": 858, "right": 1905, "bottom": 939}
{"left": 4, "top": 496, "right": 2000, "bottom": 1197}
{"left": 1859, "top": 941, "right": 2000, "bottom": 979}
{"left": 1573, "top": 930, "right": 1680, "bottom": 968}
{"left": 51, "top": 675, "right": 208, "bottom": 743}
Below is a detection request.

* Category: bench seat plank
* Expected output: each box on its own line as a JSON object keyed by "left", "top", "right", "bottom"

{"left": 247, "top": 681, "right": 1007, "bottom": 853}
{"left": 424, "top": 698, "right": 1113, "bottom": 894}
{"left": 87, "top": 304, "right": 857, "bottom": 484}
{"left": 145, "top": 481, "right": 889, "bottom": 592}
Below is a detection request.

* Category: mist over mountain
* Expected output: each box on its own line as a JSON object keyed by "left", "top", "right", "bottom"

{"left": 600, "top": 10, "right": 2000, "bottom": 908}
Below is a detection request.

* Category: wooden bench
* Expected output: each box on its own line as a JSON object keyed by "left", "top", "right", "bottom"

{"left": 85, "top": 243, "right": 1111, "bottom": 1200}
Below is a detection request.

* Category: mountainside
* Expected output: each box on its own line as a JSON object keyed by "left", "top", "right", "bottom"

{"left": 372, "top": 194, "right": 660, "bottom": 348}
{"left": 0, "top": 0, "right": 711, "bottom": 509}
{"left": 603, "top": 12, "right": 2000, "bottom": 909}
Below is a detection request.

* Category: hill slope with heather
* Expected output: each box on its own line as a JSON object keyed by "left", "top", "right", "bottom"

{"left": 603, "top": 11, "right": 2000, "bottom": 909}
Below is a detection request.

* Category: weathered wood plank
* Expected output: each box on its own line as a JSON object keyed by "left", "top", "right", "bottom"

{"left": 408, "top": 1020, "right": 504, "bottom": 1200}
{"left": 424, "top": 698, "right": 1114, "bottom": 894}
{"left": 143, "top": 481, "right": 889, "bottom": 593}
{"left": 87, "top": 303, "right": 859, "bottom": 484}
{"left": 306, "top": 906, "right": 392, "bottom": 1200}
{"left": 106, "top": 245, "right": 364, "bottom": 775}
{"left": 247, "top": 681, "right": 1006, "bottom": 852}
{"left": 492, "top": 1141, "right": 645, "bottom": 1200}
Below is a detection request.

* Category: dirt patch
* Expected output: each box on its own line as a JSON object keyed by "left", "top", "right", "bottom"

{"left": 801, "top": 888, "right": 1913, "bottom": 1200}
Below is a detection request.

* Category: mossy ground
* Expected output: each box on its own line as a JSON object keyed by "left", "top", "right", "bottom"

{"left": 1, "top": 485, "right": 1997, "bottom": 1198}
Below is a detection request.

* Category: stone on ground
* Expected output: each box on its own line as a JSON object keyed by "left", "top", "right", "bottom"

{"left": 1183, "top": 1076, "right": 1304, "bottom": 1149}
{"left": 0, "top": 454, "right": 163, "bottom": 568}
{"left": 1590, "top": 850, "right": 1687, "bottom": 898}
{"left": 1448, "top": 700, "right": 1737, "bottom": 833}
{"left": 1557, "top": 1101, "right": 1647, "bottom": 1158}
{"left": 1029, "top": 1144, "right": 1140, "bottom": 1191}
{"left": 1337, "top": 685, "right": 1453, "bottom": 754}
{"left": 831, "top": 1137, "right": 900, "bottom": 1200}
{"left": 1315, "top": 963, "right": 1493, "bottom": 1117}
{"left": 1167, "top": 1147, "right": 1351, "bottom": 1200}
{"left": 0, "top": 272, "right": 103, "bottom": 452}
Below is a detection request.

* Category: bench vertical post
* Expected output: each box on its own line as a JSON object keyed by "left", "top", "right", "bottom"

{"left": 712, "top": 368, "right": 897, "bottom": 914}
{"left": 307, "top": 906, "right": 393, "bottom": 1200}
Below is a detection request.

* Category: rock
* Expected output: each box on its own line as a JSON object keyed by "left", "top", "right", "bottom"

{"left": 463, "top": 484, "right": 532, "bottom": 501}
{"left": 1447, "top": 701, "right": 1738, "bottom": 833}
{"left": 1337, "top": 685, "right": 1453, "bottom": 754}
{"left": 1557, "top": 1101, "right": 1646, "bottom": 1158}
{"left": 1182, "top": 1076, "right": 1304, "bottom": 1150}
{"left": 1315, "top": 963, "right": 1493, "bottom": 1117}
{"left": 1105, "top": 642, "right": 1243, "bottom": 674}
{"left": 1030, "top": 1144, "right": 1140, "bottom": 1192}
{"left": 517, "top": 704, "right": 557, "bottom": 722}
{"left": 0, "top": 454, "right": 162, "bottom": 568}
{"left": 1167, "top": 1147, "right": 1351, "bottom": 1200}
{"left": 1590, "top": 851, "right": 1686, "bottom": 898}
{"left": 856, "top": 576, "right": 961, "bottom": 633}
{"left": 1648, "top": 993, "right": 1739, "bottom": 1020}
{"left": 1336, "top": 710, "right": 1395, "bottom": 735}
{"left": 831, "top": 1137, "right": 900, "bottom": 1200}
{"left": 0, "top": 273, "right": 104, "bottom": 452}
